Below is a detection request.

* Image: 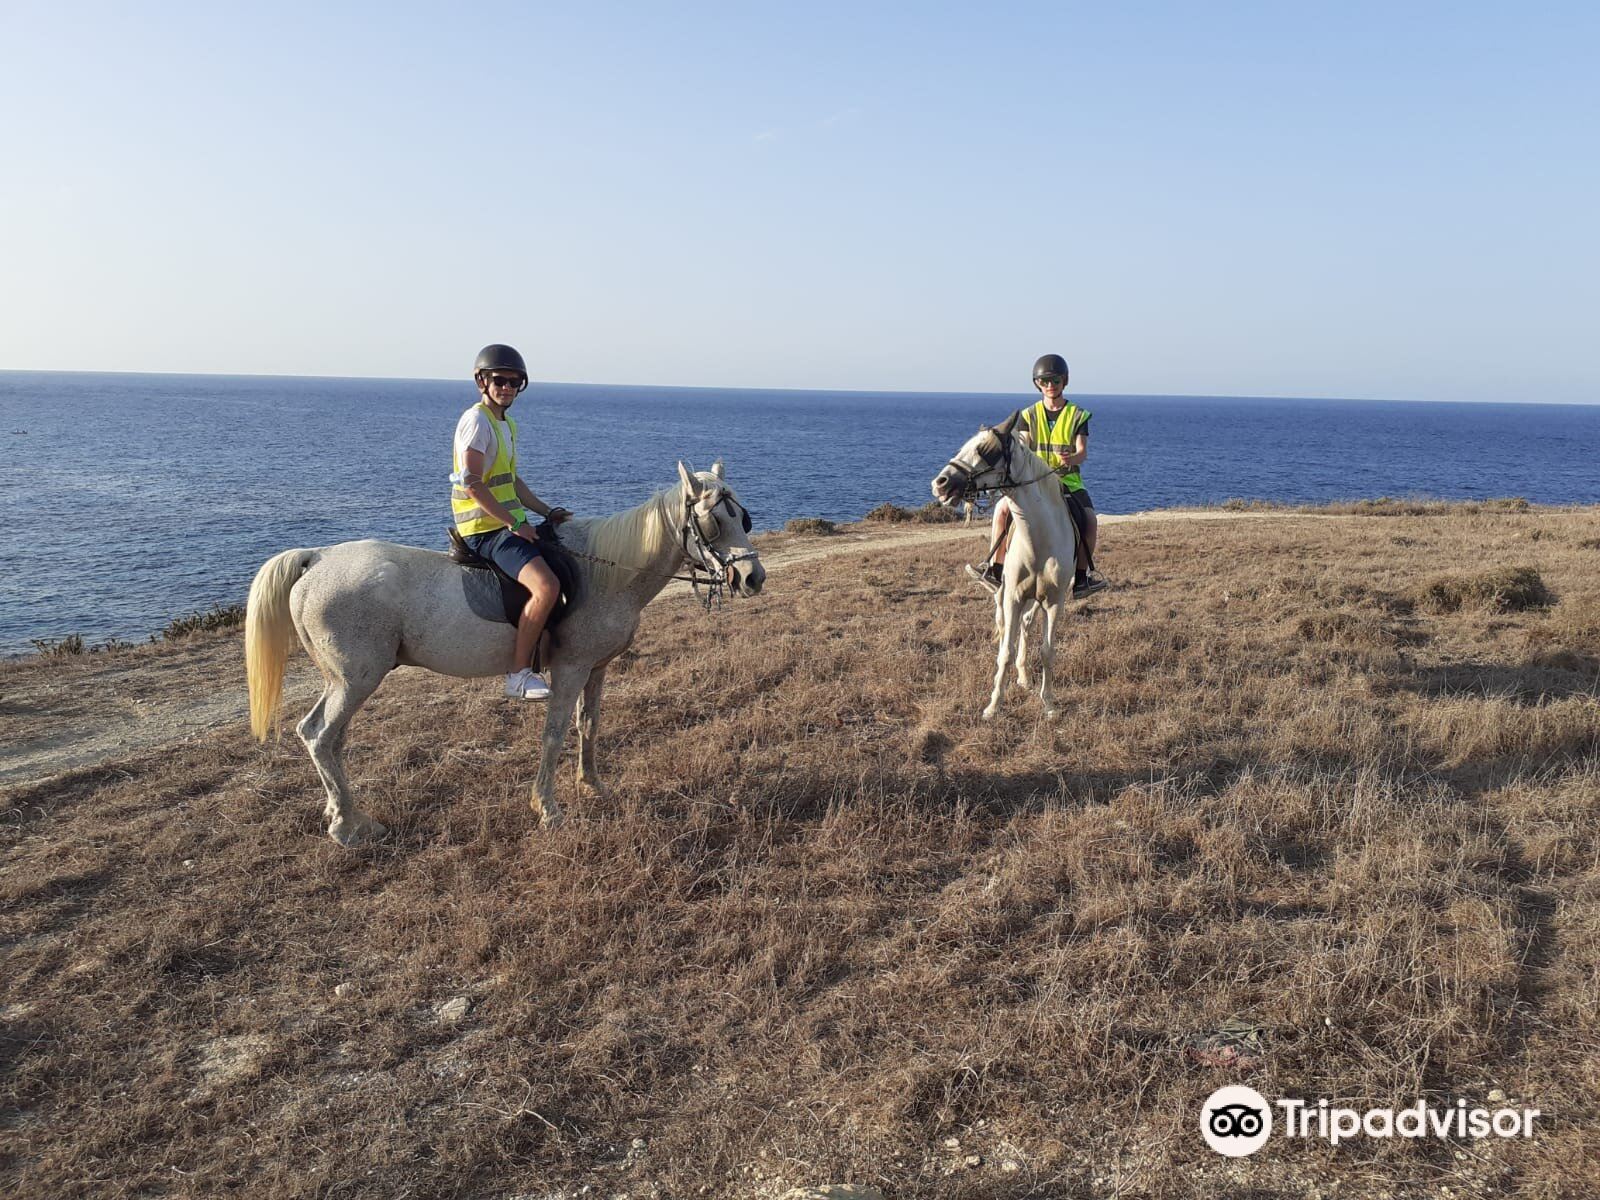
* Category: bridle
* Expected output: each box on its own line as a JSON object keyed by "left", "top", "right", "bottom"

{"left": 547, "top": 487, "right": 760, "bottom": 610}
{"left": 941, "top": 427, "right": 1058, "bottom": 506}
{"left": 679, "top": 490, "right": 760, "bottom": 609}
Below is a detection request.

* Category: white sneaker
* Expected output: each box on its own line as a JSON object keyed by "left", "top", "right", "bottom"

{"left": 504, "top": 669, "right": 550, "bottom": 700}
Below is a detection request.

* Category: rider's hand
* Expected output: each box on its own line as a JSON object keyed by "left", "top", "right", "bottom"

{"left": 512, "top": 521, "right": 540, "bottom": 542}
{"left": 547, "top": 507, "right": 573, "bottom": 525}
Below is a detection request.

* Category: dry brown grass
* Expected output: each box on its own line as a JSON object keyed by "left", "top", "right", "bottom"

{"left": 4, "top": 509, "right": 1600, "bottom": 1199}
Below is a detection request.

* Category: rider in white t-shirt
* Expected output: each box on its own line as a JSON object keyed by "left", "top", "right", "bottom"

{"left": 449, "top": 344, "right": 571, "bottom": 700}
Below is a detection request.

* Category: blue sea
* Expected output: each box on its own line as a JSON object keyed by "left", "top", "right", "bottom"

{"left": 1, "top": 371, "right": 1596, "bottom": 655}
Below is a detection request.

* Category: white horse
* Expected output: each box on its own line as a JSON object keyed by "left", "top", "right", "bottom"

{"left": 246, "top": 462, "right": 765, "bottom": 845}
{"left": 931, "top": 413, "right": 1079, "bottom": 720}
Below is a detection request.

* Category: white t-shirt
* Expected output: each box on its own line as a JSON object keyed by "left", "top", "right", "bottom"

{"left": 451, "top": 406, "right": 514, "bottom": 483}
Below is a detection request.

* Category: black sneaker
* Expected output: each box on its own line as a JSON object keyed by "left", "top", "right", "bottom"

{"left": 1072, "top": 573, "right": 1108, "bottom": 599}
{"left": 965, "top": 562, "right": 1002, "bottom": 591}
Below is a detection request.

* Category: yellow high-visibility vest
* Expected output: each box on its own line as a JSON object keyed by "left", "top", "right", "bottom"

{"left": 451, "top": 403, "right": 526, "bottom": 535}
{"left": 1026, "top": 400, "right": 1091, "bottom": 493}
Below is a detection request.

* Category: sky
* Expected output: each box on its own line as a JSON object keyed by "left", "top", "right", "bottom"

{"left": 2, "top": 1, "right": 1596, "bottom": 402}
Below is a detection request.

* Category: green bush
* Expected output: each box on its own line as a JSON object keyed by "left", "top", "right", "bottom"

{"left": 30, "top": 633, "right": 86, "bottom": 657}
{"left": 160, "top": 603, "right": 246, "bottom": 641}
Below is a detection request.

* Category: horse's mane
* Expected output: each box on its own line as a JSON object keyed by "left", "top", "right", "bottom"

{"left": 1003, "top": 429, "right": 1072, "bottom": 517}
{"left": 562, "top": 485, "right": 678, "bottom": 594}
{"left": 560, "top": 470, "right": 743, "bottom": 594}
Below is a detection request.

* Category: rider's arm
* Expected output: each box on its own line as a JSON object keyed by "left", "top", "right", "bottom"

{"left": 461, "top": 448, "right": 527, "bottom": 530}
{"left": 513, "top": 478, "right": 554, "bottom": 519}
{"left": 1057, "top": 431, "right": 1089, "bottom": 471}
{"left": 513, "top": 479, "right": 571, "bottom": 524}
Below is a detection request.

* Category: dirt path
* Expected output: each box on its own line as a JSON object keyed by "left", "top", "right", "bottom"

{"left": 0, "top": 511, "right": 1308, "bottom": 791}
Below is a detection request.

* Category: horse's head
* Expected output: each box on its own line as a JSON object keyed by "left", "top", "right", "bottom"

{"left": 931, "top": 410, "right": 1024, "bottom": 505}
{"left": 677, "top": 460, "right": 766, "bottom": 596}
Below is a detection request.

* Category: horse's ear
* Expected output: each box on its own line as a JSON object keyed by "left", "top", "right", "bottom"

{"left": 677, "top": 461, "right": 703, "bottom": 497}
{"left": 996, "top": 410, "right": 1022, "bottom": 437}
{"left": 710, "top": 459, "right": 725, "bottom": 480}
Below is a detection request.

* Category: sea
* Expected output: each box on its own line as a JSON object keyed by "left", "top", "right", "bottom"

{"left": 1, "top": 371, "right": 1596, "bottom": 656}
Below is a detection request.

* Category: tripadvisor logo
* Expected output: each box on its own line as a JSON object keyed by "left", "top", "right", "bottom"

{"left": 1200, "top": 1086, "right": 1540, "bottom": 1156}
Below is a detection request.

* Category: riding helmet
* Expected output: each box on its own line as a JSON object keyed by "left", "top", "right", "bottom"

{"left": 1032, "top": 353, "right": 1069, "bottom": 384}
{"left": 474, "top": 344, "right": 528, "bottom": 377}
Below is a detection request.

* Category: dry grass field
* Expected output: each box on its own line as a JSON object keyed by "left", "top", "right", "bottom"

{"left": 4, "top": 507, "right": 1600, "bottom": 1199}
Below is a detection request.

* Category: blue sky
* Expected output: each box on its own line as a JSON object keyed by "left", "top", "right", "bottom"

{"left": 2, "top": 1, "right": 1596, "bottom": 401}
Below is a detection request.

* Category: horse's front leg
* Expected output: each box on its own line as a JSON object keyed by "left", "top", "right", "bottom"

{"left": 1014, "top": 600, "right": 1035, "bottom": 691}
{"left": 984, "top": 587, "right": 1022, "bottom": 721}
{"left": 1038, "top": 597, "right": 1063, "bottom": 720}
{"left": 531, "top": 665, "right": 589, "bottom": 829}
{"left": 575, "top": 665, "right": 611, "bottom": 798}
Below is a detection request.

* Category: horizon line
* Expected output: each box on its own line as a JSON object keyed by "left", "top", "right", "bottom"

{"left": 1, "top": 367, "right": 1596, "bottom": 408}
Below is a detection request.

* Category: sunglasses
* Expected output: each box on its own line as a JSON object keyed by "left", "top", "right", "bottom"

{"left": 1035, "top": 375, "right": 1065, "bottom": 387}
{"left": 487, "top": 374, "right": 525, "bottom": 389}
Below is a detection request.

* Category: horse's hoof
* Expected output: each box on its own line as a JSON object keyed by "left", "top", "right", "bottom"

{"left": 531, "top": 792, "right": 565, "bottom": 829}
{"left": 328, "top": 814, "right": 388, "bottom": 847}
{"left": 580, "top": 777, "right": 612, "bottom": 801}
{"left": 1043, "top": 707, "right": 1060, "bottom": 721}
{"left": 981, "top": 706, "right": 999, "bottom": 721}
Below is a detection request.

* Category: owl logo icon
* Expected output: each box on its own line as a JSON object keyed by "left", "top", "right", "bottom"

{"left": 1201, "top": 1086, "right": 1273, "bottom": 1156}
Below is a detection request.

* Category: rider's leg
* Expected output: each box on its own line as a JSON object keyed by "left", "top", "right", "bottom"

{"left": 968, "top": 499, "right": 1013, "bottom": 588}
{"left": 993, "top": 498, "right": 1014, "bottom": 563}
{"left": 1078, "top": 505, "right": 1097, "bottom": 573}
{"left": 512, "top": 558, "right": 560, "bottom": 671}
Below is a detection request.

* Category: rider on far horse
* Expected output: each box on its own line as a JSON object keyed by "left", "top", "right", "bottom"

{"left": 450, "top": 344, "right": 573, "bottom": 700}
{"left": 968, "top": 353, "right": 1107, "bottom": 599}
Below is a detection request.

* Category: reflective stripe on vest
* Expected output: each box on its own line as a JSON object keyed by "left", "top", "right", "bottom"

{"left": 451, "top": 403, "right": 526, "bottom": 535}
{"left": 1027, "top": 400, "right": 1090, "bottom": 493}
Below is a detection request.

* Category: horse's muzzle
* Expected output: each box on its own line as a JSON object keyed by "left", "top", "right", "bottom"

{"left": 729, "top": 559, "right": 765, "bottom": 596}
{"left": 931, "top": 469, "right": 967, "bottom": 505}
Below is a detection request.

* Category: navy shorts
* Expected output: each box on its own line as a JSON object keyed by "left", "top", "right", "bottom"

{"left": 464, "top": 527, "right": 543, "bottom": 580}
{"left": 1065, "top": 486, "right": 1094, "bottom": 522}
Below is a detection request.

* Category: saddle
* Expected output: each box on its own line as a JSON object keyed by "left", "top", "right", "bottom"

{"left": 447, "top": 522, "right": 579, "bottom": 629}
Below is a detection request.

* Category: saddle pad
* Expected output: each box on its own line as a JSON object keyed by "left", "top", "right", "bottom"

{"left": 453, "top": 523, "right": 579, "bottom": 628}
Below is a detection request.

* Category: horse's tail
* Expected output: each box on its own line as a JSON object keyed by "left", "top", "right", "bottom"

{"left": 246, "top": 548, "right": 315, "bottom": 742}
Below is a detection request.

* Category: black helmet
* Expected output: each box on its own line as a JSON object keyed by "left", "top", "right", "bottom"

{"left": 1032, "top": 354, "right": 1069, "bottom": 384}
{"left": 474, "top": 344, "right": 528, "bottom": 377}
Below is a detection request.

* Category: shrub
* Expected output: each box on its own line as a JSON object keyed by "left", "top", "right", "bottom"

{"left": 914, "top": 501, "right": 963, "bottom": 524}
{"left": 865, "top": 501, "right": 966, "bottom": 524}
{"left": 784, "top": 518, "right": 837, "bottom": 536}
{"left": 1413, "top": 566, "right": 1552, "bottom": 614}
{"left": 160, "top": 603, "right": 246, "bottom": 641}
{"left": 30, "top": 633, "right": 85, "bottom": 657}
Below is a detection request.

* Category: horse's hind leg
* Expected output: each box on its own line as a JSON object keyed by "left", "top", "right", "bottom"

{"left": 297, "top": 670, "right": 388, "bottom": 847}
{"left": 575, "top": 666, "right": 610, "bottom": 798}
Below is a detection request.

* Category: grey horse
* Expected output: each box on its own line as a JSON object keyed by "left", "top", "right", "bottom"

{"left": 931, "top": 414, "right": 1079, "bottom": 720}
{"left": 246, "top": 462, "right": 765, "bottom": 844}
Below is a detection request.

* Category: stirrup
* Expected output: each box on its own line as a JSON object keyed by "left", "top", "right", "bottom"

{"left": 965, "top": 562, "right": 1001, "bottom": 592}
